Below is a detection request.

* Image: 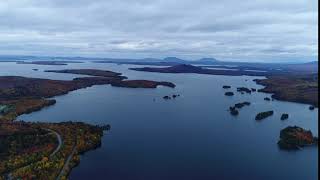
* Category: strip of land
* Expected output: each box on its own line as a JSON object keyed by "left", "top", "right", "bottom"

{"left": 129, "top": 64, "right": 284, "bottom": 76}
{"left": 17, "top": 61, "right": 83, "bottom": 66}
{"left": 45, "top": 69, "right": 125, "bottom": 78}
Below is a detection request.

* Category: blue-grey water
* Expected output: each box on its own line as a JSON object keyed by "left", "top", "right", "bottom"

{"left": 0, "top": 62, "right": 318, "bottom": 180}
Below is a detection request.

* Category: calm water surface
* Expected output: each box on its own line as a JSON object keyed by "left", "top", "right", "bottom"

{"left": 1, "top": 61, "right": 318, "bottom": 180}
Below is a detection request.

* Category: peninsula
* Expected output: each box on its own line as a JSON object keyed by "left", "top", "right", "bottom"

{"left": 0, "top": 68, "right": 175, "bottom": 179}
{"left": 0, "top": 69, "right": 174, "bottom": 121}
{"left": 255, "top": 74, "right": 318, "bottom": 107}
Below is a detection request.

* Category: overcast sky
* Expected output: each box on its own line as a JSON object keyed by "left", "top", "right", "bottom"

{"left": 0, "top": 0, "right": 318, "bottom": 62}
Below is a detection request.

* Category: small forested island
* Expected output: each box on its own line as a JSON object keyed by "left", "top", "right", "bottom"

{"left": 228, "top": 102, "right": 251, "bottom": 116}
{"left": 278, "top": 126, "right": 318, "bottom": 150}
{"left": 172, "top": 94, "right": 180, "bottom": 98}
{"left": 224, "top": 92, "right": 234, "bottom": 96}
{"left": 229, "top": 107, "right": 239, "bottom": 116}
{"left": 162, "top": 94, "right": 180, "bottom": 100}
{"left": 255, "top": 111, "right": 274, "bottom": 120}
{"left": 222, "top": 85, "right": 231, "bottom": 89}
{"left": 236, "top": 87, "right": 252, "bottom": 94}
{"left": 264, "top": 97, "right": 271, "bottom": 101}
{"left": 163, "top": 96, "right": 171, "bottom": 100}
{"left": 234, "top": 102, "right": 251, "bottom": 109}
{"left": 280, "top": 113, "right": 289, "bottom": 120}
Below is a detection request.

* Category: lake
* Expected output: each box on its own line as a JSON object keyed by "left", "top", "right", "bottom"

{"left": 1, "top": 61, "right": 318, "bottom": 180}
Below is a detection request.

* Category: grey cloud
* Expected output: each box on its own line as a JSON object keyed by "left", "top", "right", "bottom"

{"left": 0, "top": 0, "right": 317, "bottom": 62}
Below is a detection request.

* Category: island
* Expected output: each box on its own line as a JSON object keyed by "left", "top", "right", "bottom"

{"left": 280, "top": 113, "right": 289, "bottom": 120}
{"left": 228, "top": 102, "right": 251, "bottom": 116}
{"left": 45, "top": 69, "right": 125, "bottom": 79}
{"left": 229, "top": 107, "right": 239, "bottom": 116}
{"left": 223, "top": 85, "right": 231, "bottom": 89}
{"left": 309, "top": 106, "right": 315, "bottom": 110}
{"left": 236, "top": 87, "right": 251, "bottom": 94}
{"left": 225, "top": 92, "right": 234, "bottom": 96}
{"left": 278, "top": 126, "right": 318, "bottom": 150}
{"left": 163, "top": 96, "right": 171, "bottom": 100}
{"left": 162, "top": 94, "right": 180, "bottom": 100}
{"left": 264, "top": 97, "right": 271, "bottom": 101}
{"left": 172, "top": 94, "right": 180, "bottom": 98}
{"left": 255, "top": 111, "right": 274, "bottom": 120}
{"left": 234, "top": 102, "right": 251, "bottom": 109}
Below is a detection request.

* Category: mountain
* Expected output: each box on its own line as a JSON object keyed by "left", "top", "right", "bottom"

{"left": 304, "top": 61, "right": 318, "bottom": 65}
{"left": 162, "top": 57, "right": 188, "bottom": 63}
{"left": 285, "top": 61, "right": 318, "bottom": 73}
{"left": 194, "top": 58, "right": 219, "bottom": 64}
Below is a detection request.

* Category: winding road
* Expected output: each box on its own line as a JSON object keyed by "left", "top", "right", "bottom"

{"left": 55, "top": 131, "right": 77, "bottom": 180}
{"left": 45, "top": 128, "right": 63, "bottom": 158}
{"left": 5, "top": 128, "right": 63, "bottom": 180}
{"left": 55, "top": 143, "right": 77, "bottom": 180}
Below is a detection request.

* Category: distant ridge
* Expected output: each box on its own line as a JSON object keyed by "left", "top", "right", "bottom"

{"left": 304, "top": 61, "right": 318, "bottom": 65}
{"left": 162, "top": 57, "right": 188, "bottom": 63}
{"left": 0, "top": 55, "right": 220, "bottom": 64}
{"left": 195, "top": 58, "right": 219, "bottom": 64}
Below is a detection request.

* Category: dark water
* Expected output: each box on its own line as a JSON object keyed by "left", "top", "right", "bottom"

{"left": 1, "top": 62, "right": 318, "bottom": 180}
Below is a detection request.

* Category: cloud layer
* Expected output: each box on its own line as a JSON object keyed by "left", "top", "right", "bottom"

{"left": 0, "top": 0, "right": 318, "bottom": 62}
